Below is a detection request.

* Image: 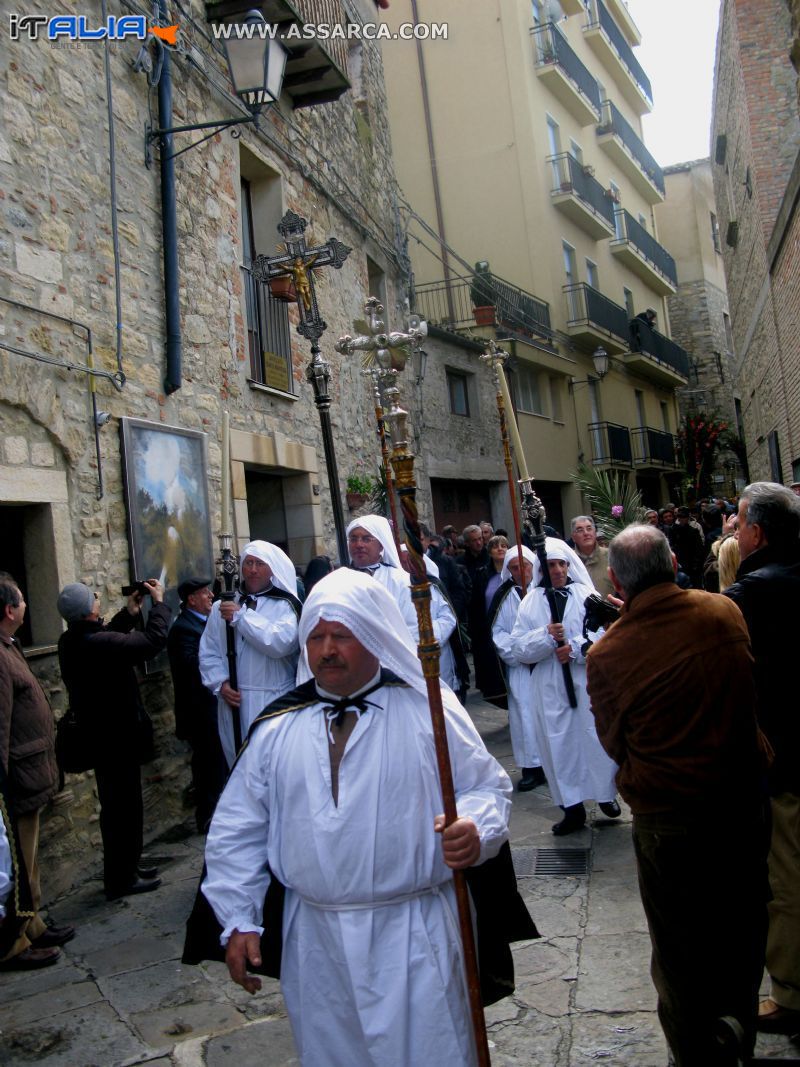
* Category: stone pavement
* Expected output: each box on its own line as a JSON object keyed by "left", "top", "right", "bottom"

{"left": 1, "top": 695, "right": 798, "bottom": 1066}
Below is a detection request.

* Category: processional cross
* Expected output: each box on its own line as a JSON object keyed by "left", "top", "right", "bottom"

{"left": 253, "top": 211, "right": 352, "bottom": 562}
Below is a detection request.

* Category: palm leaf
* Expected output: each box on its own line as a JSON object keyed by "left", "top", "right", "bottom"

{"left": 571, "top": 463, "right": 647, "bottom": 539}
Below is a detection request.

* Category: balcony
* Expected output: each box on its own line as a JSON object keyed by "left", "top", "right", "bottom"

{"left": 412, "top": 273, "right": 552, "bottom": 343}
{"left": 583, "top": 0, "right": 652, "bottom": 114}
{"left": 610, "top": 209, "right": 677, "bottom": 294}
{"left": 204, "top": 0, "right": 350, "bottom": 108}
{"left": 558, "top": 0, "right": 585, "bottom": 15}
{"left": 632, "top": 426, "right": 679, "bottom": 469}
{"left": 564, "top": 282, "right": 630, "bottom": 352}
{"left": 531, "top": 23, "right": 601, "bottom": 126}
{"left": 625, "top": 318, "right": 690, "bottom": 386}
{"left": 548, "top": 153, "right": 616, "bottom": 239}
{"left": 604, "top": 0, "right": 641, "bottom": 45}
{"left": 596, "top": 100, "right": 664, "bottom": 203}
{"left": 588, "top": 422, "right": 633, "bottom": 467}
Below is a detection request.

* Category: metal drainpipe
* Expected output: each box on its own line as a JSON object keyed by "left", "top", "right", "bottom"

{"left": 158, "top": 0, "right": 182, "bottom": 395}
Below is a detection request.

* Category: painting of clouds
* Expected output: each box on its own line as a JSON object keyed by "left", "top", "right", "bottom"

{"left": 120, "top": 418, "right": 214, "bottom": 669}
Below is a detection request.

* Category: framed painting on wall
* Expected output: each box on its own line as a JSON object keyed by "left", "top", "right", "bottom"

{"left": 120, "top": 417, "right": 215, "bottom": 671}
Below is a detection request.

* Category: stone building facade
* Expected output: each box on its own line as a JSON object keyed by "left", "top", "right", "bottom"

{"left": 711, "top": 0, "right": 800, "bottom": 484}
{"left": 0, "top": 0, "right": 506, "bottom": 892}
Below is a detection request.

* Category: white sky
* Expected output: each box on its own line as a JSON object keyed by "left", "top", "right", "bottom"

{"left": 624, "top": 0, "right": 721, "bottom": 168}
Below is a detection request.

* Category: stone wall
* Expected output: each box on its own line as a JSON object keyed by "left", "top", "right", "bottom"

{"left": 711, "top": 0, "right": 800, "bottom": 482}
{"left": 0, "top": 0, "right": 434, "bottom": 893}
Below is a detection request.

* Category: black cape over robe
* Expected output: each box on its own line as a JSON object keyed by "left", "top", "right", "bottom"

{"left": 183, "top": 673, "right": 539, "bottom": 1006}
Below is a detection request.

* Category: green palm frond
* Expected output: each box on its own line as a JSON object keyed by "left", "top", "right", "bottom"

{"left": 571, "top": 463, "right": 647, "bottom": 539}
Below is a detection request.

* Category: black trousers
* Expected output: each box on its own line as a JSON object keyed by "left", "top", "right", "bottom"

{"left": 188, "top": 725, "right": 227, "bottom": 832}
{"left": 94, "top": 755, "right": 143, "bottom": 893}
{"left": 633, "top": 806, "right": 769, "bottom": 1066}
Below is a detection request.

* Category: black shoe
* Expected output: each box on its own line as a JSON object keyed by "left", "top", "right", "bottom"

{"left": 518, "top": 767, "right": 546, "bottom": 792}
{"left": 105, "top": 876, "right": 162, "bottom": 901}
{"left": 0, "top": 946, "right": 61, "bottom": 970}
{"left": 30, "top": 920, "right": 75, "bottom": 949}
{"left": 552, "top": 804, "right": 586, "bottom": 836}
{"left": 598, "top": 800, "right": 621, "bottom": 819}
{"left": 137, "top": 864, "right": 158, "bottom": 880}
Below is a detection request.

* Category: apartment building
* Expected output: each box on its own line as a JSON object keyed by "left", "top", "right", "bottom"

{"left": 382, "top": 0, "right": 691, "bottom": 524}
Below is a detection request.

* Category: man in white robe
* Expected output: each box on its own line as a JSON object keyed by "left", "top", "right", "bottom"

{"left": 347, "top": 516, "right": 458, "bottom": 692}
{"left": 199, "top": 540, "right": 300, "bottom": 768}
{"left": 489, "top": 546, "right": 544, "bottom": 791}
{"left": 201, "top": 568, "right": 513, "bottom": 1067}
{"left": 510, "top": 538, "right": 620, "bottom": 835}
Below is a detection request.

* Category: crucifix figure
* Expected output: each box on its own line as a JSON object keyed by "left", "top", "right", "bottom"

{"left": 253, "top": 211, "right": 352, "bottom": 563}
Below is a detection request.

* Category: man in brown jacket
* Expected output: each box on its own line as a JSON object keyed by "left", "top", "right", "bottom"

{"left": 585, "top": 526, "right": 769, "bottom": 1066}
{"left": 0, "top": 572, "right": 74, "bottom": 969}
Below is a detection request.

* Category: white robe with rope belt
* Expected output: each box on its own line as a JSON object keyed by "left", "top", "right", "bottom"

{"left": 491, "top": 585, "right": 542, "bottom": 770}
{"left": 510, "top": 582, "right": 617, "bottom": 808}
{"left": 199, "top": 593, "right": 299, "bottom": 767}
{"left": 202, "top": 681, "right": 511, "bottom": 1067}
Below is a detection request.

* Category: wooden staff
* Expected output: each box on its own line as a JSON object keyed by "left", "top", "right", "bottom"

{"left": 480, "top": 344, "right": 527, "bottom": 594}
{"left": 367, "top": 368, "right": 402, "bottom": 559}
{"left": 384, "top": 380, "right": 492, "bottom": 1067}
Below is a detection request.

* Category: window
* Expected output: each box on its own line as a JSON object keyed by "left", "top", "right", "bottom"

{"left": 563, "top": 241, "right": 579, "bottom": 319}
{"left": 367, "top": 256, "right": 387, "bottom": 310}
{"left": 562, "top": 241, "right": 577, "bottom": 283}
{"left": 660, "top": 401, "right": 670, "bottom": 432}
{"left": 239, "top": 161, "right": 293, "bottom": 394}
{"left": 549, "top": 376, "right": 563, "bottom": 421}
{"left": 532, "top": 0, "right": 545, "bottom": 25}
{"left": 447, "top": 369, "right": 470, "bottom": 416}
{"left": 714, "top": 351, "right": 725, "bottom": 383}
{"left": 569, "top": 138, "right": 583, "bottom": 165}
{"left": 722, "top": 311, "right": 734, "bottom": 354}
{"left": 768, "top": 430, "right": 783, "bottom": 482}
{"left": 610, "top": 181, "right": 622, "bottom": 237}
{"left": 638, "top": 212, "right": 648, "bottom": 229}
{"left": 711, "top": 212, "right": 721, "bottom": 253}
{"left": 634, "top": 389, "right": 646, "bottom": 427}
{"left": 546, "top": 114, "right": 561, "bottom": 157}
{"left": 585, "top": 258, "right": 599, "bottom": 289}
{"left": 515, "top": 363, "right": 543, "bottom": 414}
{"left": 623, "top": 287, "right": 635, "bottom": 317}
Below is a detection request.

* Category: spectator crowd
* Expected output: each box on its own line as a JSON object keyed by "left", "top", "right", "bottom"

{"left": 1, "top": 479, "right": 799, "bottom": 1067}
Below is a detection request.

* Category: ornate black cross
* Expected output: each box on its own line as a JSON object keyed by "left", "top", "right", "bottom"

{"left": 253, "top": 211, "right": 352, "bottom": 563}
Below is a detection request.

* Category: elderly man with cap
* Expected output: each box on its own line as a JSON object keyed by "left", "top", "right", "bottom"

{"left": 57, "top": 578, "right": 170, "bottom": 900}
{"left": 199, "top": 541, "right": 301, "bottom": 769}
{"left": 488, "top": 546, "right": 545, "bottom": 793}
{"left": 168, "top": 578, "right": 226, "bottom": 832}
{"left": 510, "top": 539, "right": 620, "bottom": 835}
{"left": 197, "top": 568, "right": 534, "bottom": 1067}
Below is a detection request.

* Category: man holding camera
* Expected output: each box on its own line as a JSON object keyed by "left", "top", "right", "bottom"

{"left": 57, "top": 579, "right": 170, "bottom": 900}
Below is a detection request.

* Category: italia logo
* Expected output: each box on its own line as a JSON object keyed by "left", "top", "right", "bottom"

{"left": 8, "top": 14, "right": 179, "bottom": 43}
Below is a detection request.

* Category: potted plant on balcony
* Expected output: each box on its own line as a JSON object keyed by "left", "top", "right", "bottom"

{"left": 470, "top": 260, "right": 496, "bottom": 326}
{"left": 268, "top": 273, "right": 298, "bottom": 302}
{"left": 346, "top": 472, "right": 374, "bottom": 511}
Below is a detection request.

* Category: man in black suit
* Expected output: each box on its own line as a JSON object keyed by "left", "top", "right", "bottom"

{"left": 168, "top": 578, "right": 226, "bottom": 832}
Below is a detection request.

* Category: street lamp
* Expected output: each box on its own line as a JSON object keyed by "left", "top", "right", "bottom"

{"left": 145, "top": 11, "right": 288, "bottom": 164}
{"left": 570, "top": 345, "right": 610, "bottom": 388}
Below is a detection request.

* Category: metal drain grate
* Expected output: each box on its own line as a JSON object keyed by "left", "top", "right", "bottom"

{"left": 512, "top": 847, "right": 590, "bottom": 878}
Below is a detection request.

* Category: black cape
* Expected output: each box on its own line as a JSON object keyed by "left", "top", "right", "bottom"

{"left": 183, "top": 673, "right": 539, "bottom": 1006}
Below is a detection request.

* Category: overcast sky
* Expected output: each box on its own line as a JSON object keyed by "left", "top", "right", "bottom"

{"left": 624, "top": 0, "right": 721, "bottom": 168}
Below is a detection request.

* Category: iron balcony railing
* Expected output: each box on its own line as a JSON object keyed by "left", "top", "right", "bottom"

{"left": 241, "top": 264, "right": 294, "bottom": 391}
{"left": 632, "top": 426, "right": 679, "bottom": 468}
{"left": 412, "top": 273, "right": 552, "bottom": 340}
{"left": 564, "top": 282, "right": 630, "bottom": 339}
{"left": 614, "top": 209, "right": 677, "bottom": 286}
{"left": 548, "top": 152, "right": 616, "bottom": 229}
{"left": 531, "top": 22, "right": 601, "bottom": 114}
{"left": 585, "top": 0, "right": 653, "bottom": 106}
{"left": 629, "top": 317, "right": 690, "bottom": 377}
{"left": 598, "top": 99, "right": 664, "bottom": 194}
{"left": 588, "top": 421, "right": 633, "bottom": 466}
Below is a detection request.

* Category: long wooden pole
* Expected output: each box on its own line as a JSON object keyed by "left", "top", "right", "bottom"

{"left": 385, "top": 383, "right": 491, "bottom": 1067}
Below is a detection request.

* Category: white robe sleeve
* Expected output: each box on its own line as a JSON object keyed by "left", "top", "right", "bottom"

{"left": 233, "top": 599, "right": 299, "bottom": 659}
{"left": 444, "top": 700, "right": 512, "bottom": 866}
{"left": 199, "top": 604, "right": 228, "bottom": 696}
{"left": 202, "top": 737, "right": 272, "bottom": 943}
{"left": 430, "top": 586, "right": 457, "bottom": 646}
{"left": 510, "top": 593, "right": 557, "bottom": 665}
{"left": 491, "top": 594, "right": 520, "bottom": 666}
{"left": 0, "top": 817, "right": 11, "bottom": 918}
